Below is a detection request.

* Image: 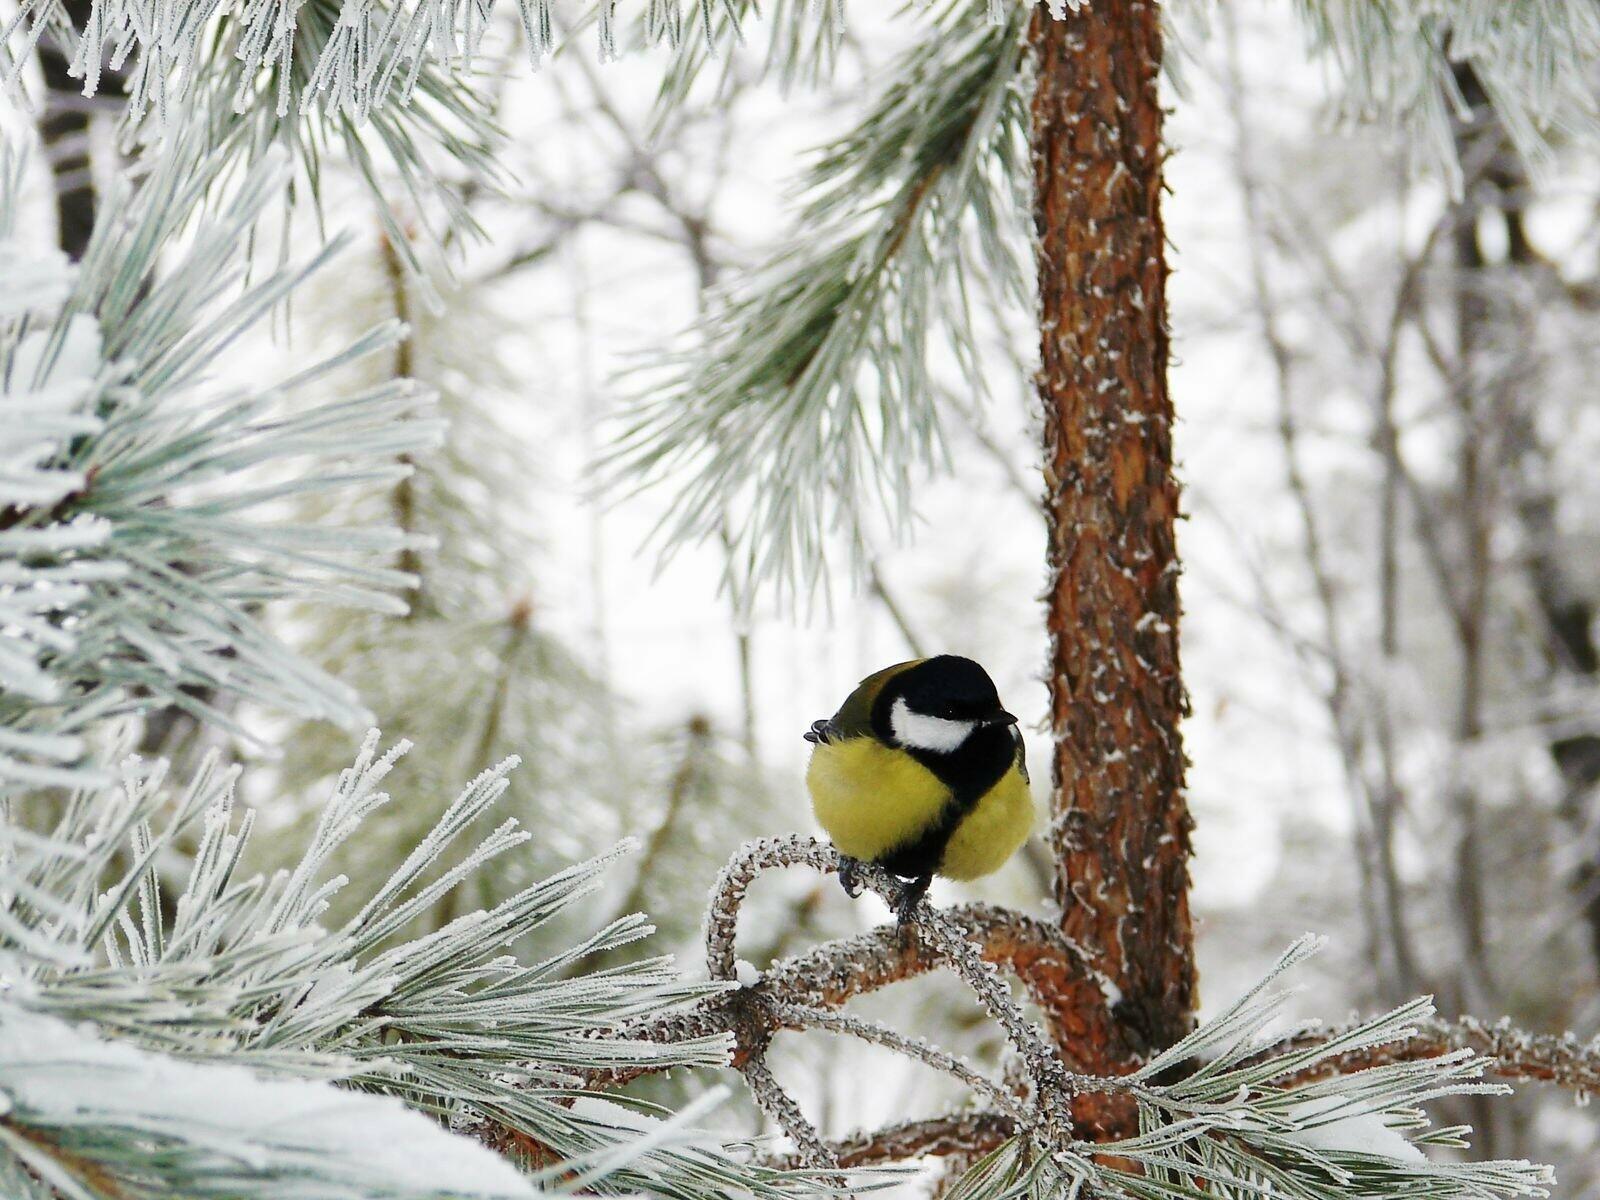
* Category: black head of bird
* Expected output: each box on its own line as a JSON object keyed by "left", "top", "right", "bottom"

{"left": 875, "top": 655, "right": 1018, "bottom": 751}
{"left": 803, "top": 655, "right": 1032, "bottom": 923}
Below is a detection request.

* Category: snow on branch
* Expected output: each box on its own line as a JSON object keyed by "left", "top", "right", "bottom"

{"left": 0, "top": 1002, "right": 539, "bottom": 1200}
{"left": 0, "top": 735, "right": 828, "bottom": 1200}
{"left": 0, "top": 136, "right": 443, "bottom": 785}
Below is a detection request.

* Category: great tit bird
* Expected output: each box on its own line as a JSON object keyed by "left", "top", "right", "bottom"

{"left": 804, "top": 656, "right": 1032, "bottom": 922}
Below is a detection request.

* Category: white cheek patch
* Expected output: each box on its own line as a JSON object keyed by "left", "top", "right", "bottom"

{"left": 890, "top": 697, "right": 976, "bottom": 753}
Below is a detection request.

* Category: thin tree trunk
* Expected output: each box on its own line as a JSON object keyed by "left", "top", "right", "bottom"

{"left": 1447, "top": 66, "right": 1508, "bottom": 1019}
{"left": 1476, "top": 124, "right": 1600, "bottom": 980}
{"left": 1030, "top": 0, "right": 1196, "bottom": 1084}
{"left": 38, "top": 2, "right": 125, "bottom": 261}
{"left": 379, "top": 230, "right": 428, "bottom": 619}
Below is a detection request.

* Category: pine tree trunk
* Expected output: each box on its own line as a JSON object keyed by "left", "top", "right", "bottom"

{"left": 38, "top": 1, "right": 125, "bottom": 261}
{"left": 1029, "top": 0, "right": 1196, "bottom": 1083}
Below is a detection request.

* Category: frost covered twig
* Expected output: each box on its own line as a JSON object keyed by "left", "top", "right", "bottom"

{"left": 765, "top": 1111, "right": 1017, "bottom": 1172}
{"left": 1272, "top": 1015, "right": 1600, "bottom": 1095}
{"left": 703, "top": 836, "right": 1095, "bottom": 1148}
{"left": 743, "top": 1055, "right": 842, "bottom": 1176}
{"left": 609, "top": 899, "right": 1111, "bottom": 1088}
{"left": 766, "top": 1001, "right": 1034, "bottom": 1125}
{"left": 704, "top": 835, "right": 840, "bottom": 983}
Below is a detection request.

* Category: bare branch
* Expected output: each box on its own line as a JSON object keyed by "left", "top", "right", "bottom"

{"left": 742, "top": 1054, "right": 841, "bottom": 1175}
{"left": 767, "top": 1001, "right": 1032, "bottom": 1125}
{"left": 764, "top": 1111, "right": 1017, "bottom": 1171}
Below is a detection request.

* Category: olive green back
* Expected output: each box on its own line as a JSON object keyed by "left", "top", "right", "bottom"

{"left": 828, "top": 659, "right": 924, "bottom": 738}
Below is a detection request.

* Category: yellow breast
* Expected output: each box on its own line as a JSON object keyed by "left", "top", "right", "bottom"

{"left": 807, "top": 737, "right": 949, "bottom": 863}
{"left": 936, "top": 766, "right": 1033, "bottom": 881}
{"left": 806, "top": 737, "right": 1033, "bottom": 881}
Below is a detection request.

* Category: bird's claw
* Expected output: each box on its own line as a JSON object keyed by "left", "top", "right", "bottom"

{"left": 894, "top": 876, "right": 931, "bottom": 926}
{"left": 838, "top": 856, "right": 865, "bottom": 899}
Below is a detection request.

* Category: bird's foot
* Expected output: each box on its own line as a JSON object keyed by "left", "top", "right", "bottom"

{"left": 895, "top": 875, "right": 931, "bottom": 926}
{"left": 837, "top": 856, "right": 865, "bottom": 899}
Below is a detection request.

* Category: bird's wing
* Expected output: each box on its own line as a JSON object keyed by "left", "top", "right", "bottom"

{"left": 802, "top": 658, "right": 924, "bottom": 744}
{"left": 1011, "top": 723, "right": 1029, "bottom": 783}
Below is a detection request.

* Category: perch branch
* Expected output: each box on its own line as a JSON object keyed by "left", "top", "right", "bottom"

{"left": 603, "top": 900, "right": 1117, "bottom": 1087}
{"left": 700, "top": 836, "right": 1100, "bottom": 1148}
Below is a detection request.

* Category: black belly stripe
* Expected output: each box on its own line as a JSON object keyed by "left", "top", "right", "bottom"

{"left": 874, "top": 726, "right": 1016, "bottom": 878}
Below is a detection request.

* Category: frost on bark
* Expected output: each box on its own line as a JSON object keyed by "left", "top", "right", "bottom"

{"left": 1030, "top": 0, "right": 1196, "bottom": 1088}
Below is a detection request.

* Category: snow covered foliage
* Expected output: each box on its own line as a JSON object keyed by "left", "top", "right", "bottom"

{"left": 942, "top": 937, "right": 1554, "bottom": 1200}
{"left": 2, "top": 0, "right": 834, "bottom": 107}
{"left": 7, "top": 3, "right": 1596, "bottom": 207}
{"left": 610, "top": 0, "right": 1032, "bottom": 608}
{"left": 1289, "top": 0, "right": 1600, "bottom": 184}
{"left": 0, "top": 1004, "right": 539, "bottom": 1200}
{"left": 0, "top": 733, "right": 823, "bottom": 1199}
{"left": 0, "top": 139, "right": 441, "bottom": 787}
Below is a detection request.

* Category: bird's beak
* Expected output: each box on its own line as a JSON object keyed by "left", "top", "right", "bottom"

{"left": 984, "top": 710, "right": 1019, "bottom": 727}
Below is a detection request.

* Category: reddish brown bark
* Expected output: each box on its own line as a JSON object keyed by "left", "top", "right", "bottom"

{"left": 1030, "top": 0, "right": 1196, "bottom": 1068}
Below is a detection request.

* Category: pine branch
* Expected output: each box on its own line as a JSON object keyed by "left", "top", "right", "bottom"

{"left": 0, "top": 1002, "right": 539, "bottom": 1200}
{"left": 676, "top": 840, "right": 1557, "bottom": 1199}
{"left": 0, "top": 736, "right": 831, "bottom": 1200}
{"left": 1272, "top": 1016, "right": 1600, "bottom": 1094}
{"left": 0, "top": 136, "right": 441, "bottom": 785}
{"left": 3, "top": 2, "right": 503, "bottom": 270}
{"left": 595, "top": 834, "right": 1595, "bottom": 1194}
{"left": 2, "top": 0, "right": 875, "bottom": 122}
{"left": 1290, "top": 0, "right": 1600, "bottom": 191}
{"left": 608, "top": 0, "right": 1031, "bottom": 608}
{"left": 608, "top": 899, "right": 1114, "bottom": 1087}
